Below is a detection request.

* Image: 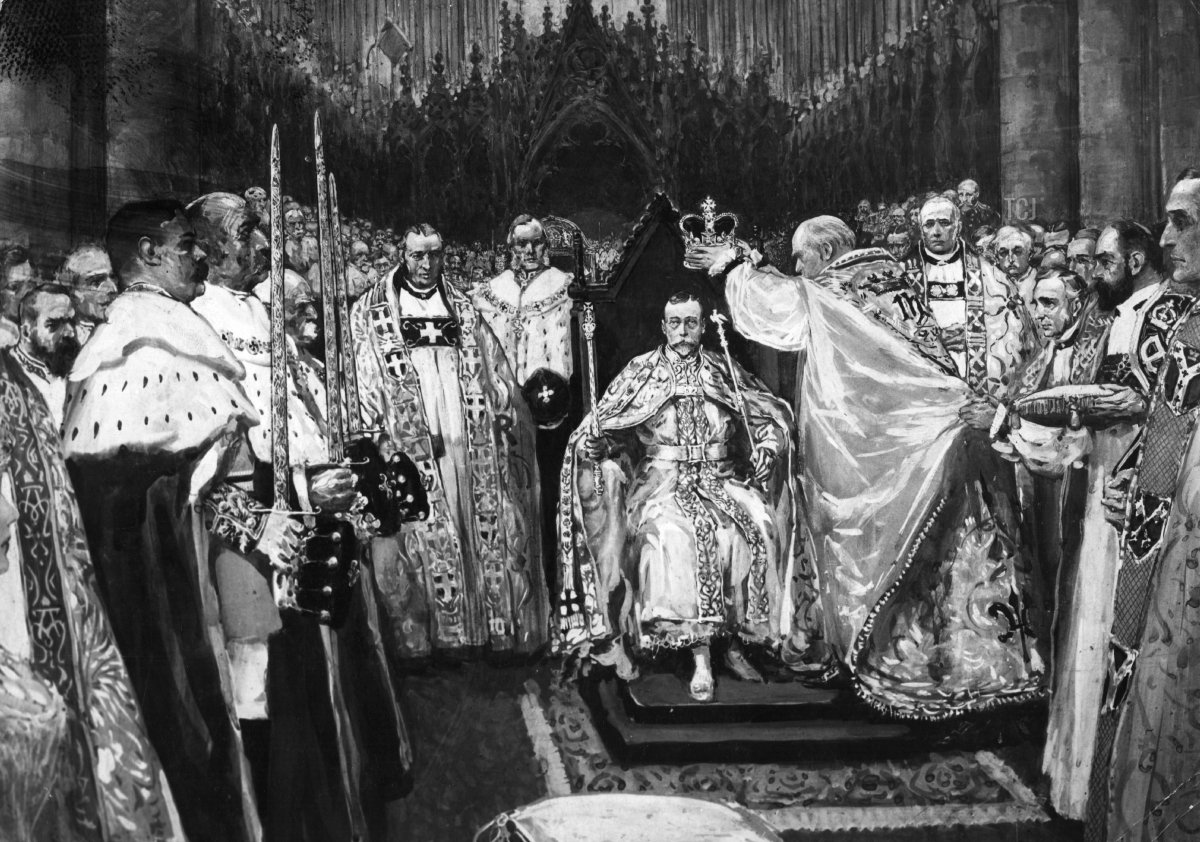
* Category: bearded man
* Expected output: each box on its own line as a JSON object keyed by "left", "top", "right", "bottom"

{"left": 1085, "top": 172, "right": 1200, "bottom": 842}
{"left": 11, "top": 283, "right": 79, "bottom": 425}
{"left": 1026, "top": 220, "right": 1168, "bottom": 820}
{"left": 688, "top": 216, "right": 1047, "bottom": 719}
{"left": 63, "top": 199, "right": 290, "bottom": 842}
{"left": 351, "top": 223, "right": 549, "bottom": 659}
{"left": 557, "top": 292, "right": 797, "bottom": 701}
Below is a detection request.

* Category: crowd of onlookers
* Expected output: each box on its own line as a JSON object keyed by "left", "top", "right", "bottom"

{"left": 0, "top": 176, "right": 1141, "bottom": 345}
{"left": 0, "top": 187, "right": 648, "bottom": 342}
{"left": 837, "top": 177, "right": 1118, "bottom": 284}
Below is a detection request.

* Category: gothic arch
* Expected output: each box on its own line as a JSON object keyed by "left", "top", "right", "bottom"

{"left": 518, "top": 97, "right": 662, "bottom": 217}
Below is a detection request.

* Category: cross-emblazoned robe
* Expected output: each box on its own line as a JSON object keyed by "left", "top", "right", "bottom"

{"left": 556, "top": 346, "right": 797, "bottom": 654}
{"left": 1015, "top": 283, "right": 1174, "bottom": 820}
{"left": 1085, "top": 287, "right": 1200, "bottom": 842}
{"left": 727, "top": 249, "right": 1046, "bottom": 719}
{"left": 903, "top": 241, "right": 1037, "bottom": 399}
{"left": 351, "top": 270, "right": 549, "bottom": 657}
{"left": 0, "top": 353, "right": 181, "bottom": 842}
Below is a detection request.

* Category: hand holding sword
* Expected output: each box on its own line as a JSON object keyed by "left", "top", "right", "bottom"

{"left": 710, "top": 312, "right": 774, "bottom": 486}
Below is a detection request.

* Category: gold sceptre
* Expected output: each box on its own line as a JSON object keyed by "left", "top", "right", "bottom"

{"left": 581, "top": 302, "right": 605, "bottom": 496}
{"left": 710, "top": 313, "right": 761, "bottom": 485}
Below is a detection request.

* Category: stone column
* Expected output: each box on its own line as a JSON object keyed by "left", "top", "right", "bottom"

{"left": 998, "top": 0, "right": 1079, "bottom": 226}
{"left": 1077, "top": 0, "right": 1158, "bottom": 226}
{"left": 1158, "top": 0, "right": 1200, "bottom": 204}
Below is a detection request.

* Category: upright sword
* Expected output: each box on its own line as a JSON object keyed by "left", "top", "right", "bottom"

{"left": 314, "top": 111, "right": 346, "bottom": 463}
{"left": 328, "top": 174, "right": 361, "bottom": 430}
{"left": 267, "top": 124, "right": 292, "bottom": 609}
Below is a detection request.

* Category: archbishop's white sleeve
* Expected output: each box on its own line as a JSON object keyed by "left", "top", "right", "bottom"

{"left": 724, "top": 263, "right": 812, "bottom": 353}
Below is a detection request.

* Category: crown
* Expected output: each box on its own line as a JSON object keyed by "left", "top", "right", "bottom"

{"left": 679, "top": 196, "right": 738, "bottom": 246}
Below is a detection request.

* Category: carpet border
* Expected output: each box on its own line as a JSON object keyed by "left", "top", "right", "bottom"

{"left": 524, "top": 683, "right": 1051, "bottom": 833}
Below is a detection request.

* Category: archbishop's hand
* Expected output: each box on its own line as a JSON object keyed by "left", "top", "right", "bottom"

{"left": 1103, "top": 469, "right": 1134, "bottom": 530}
{"left": 750, "top": 447, "right": 776, "bottom": 484}
{"left": 683, "top": 243, "right": 730, "bottom": 273}
{"left": 959, "top": 397, "right": 997, "bottom": 431}
{"left": 684, "top": 240, "right": 750, "bottom": 275}
{"left": 309, "top": 466, "right": 359, "bottom": 513}
{"left": 940, "top": 323, "right": 966, "bottom": 353}
{"left": 256, "top": 511, "right": 303, "bottom": 573}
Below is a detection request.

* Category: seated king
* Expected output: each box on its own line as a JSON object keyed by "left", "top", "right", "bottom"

{"left": 557, "top": 292, "right": 798, "bottom": 701}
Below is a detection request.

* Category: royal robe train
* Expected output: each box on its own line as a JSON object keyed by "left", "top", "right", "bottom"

{"left": 727, "top": 248, "right": 1047, "bottom": 719}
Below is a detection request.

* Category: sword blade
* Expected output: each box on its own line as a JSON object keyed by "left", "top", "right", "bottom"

{"left": 269, "top": 124, "right": 290, "bottom": 507}
{"left": 314, "top": 111, "right": 345, "bottom": 462}
{"left": 328, "top": 174, "right": 361, "bottom": 430}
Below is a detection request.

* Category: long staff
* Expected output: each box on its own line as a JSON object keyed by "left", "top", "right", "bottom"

{"left": 710, "top": 313, "right": 759, "bottom": 464}
{"left": 581, "top": 302, "right": 605, "bottom": 495}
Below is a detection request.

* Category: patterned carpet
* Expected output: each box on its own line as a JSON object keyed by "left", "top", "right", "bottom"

{"left": 524, "top": 677, "right": 1050, "bottom": 834}
{"left": 385, "top": 664, "right": 1052, "bottom": 840}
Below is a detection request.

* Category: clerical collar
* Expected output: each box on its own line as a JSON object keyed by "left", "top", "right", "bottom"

{"left": 396, "top": 273, "right": 442, "bottom": 301}
{"left": 1053, "top": 317, "right": 1084, "bottom": 349}
{"left": 124, "top": 282, "right": 178, "bottom": 301}
{"left": 1117, "top": 283, "right": 1158, "bottom": 316}
{"left": 920, "top": 241, "right": 964, "bottom": 266}
{"left": 13, "top": 344, "right": 51, "bottom": 381}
